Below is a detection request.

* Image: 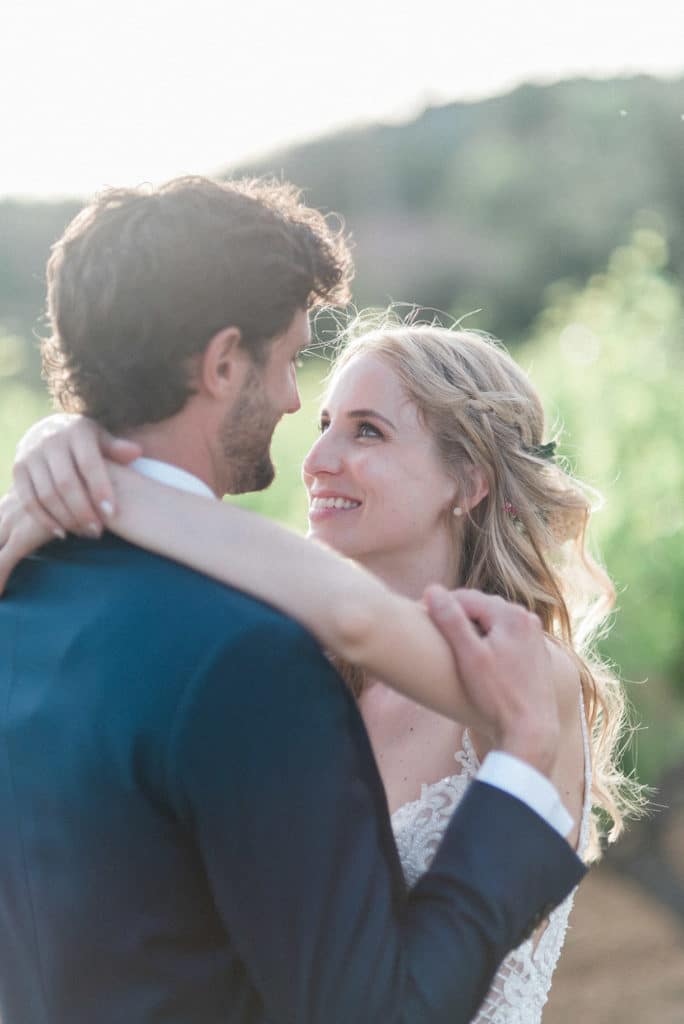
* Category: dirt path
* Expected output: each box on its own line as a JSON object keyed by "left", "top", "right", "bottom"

{"left": 545, "top": 865, "right": 684, "bottom": 1023}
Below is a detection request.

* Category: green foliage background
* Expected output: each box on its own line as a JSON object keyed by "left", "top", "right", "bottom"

{"left": 1, "top": 74, "right": 683, "bottom": 786}
{"left": 523, "top": 229, "right": 684, "bottom": 783}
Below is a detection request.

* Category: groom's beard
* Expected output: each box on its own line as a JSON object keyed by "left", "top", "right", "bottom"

{"left": 220, "top": 366, "right": 279, "bottom": 494}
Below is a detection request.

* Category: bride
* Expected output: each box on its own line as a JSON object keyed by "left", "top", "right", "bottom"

{"left": 2, "top": 321, "right": 637, "bottom": 1022}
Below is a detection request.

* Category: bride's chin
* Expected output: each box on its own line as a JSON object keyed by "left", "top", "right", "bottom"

{"left": 306, "top": 521, "right": 357, "bottom": 553}
{"left": 307, "top": 520, "right": 337, "bottom": 540}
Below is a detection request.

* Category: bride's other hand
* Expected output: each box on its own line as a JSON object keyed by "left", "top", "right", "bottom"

{"left": 0, "top": 492, "right": 55, "bottom": 594}
{"left": 12, "top": 414, "right": 141, "bottom": 538}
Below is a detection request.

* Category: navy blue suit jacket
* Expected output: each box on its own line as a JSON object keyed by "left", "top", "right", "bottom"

{"left": 0, "top": 534, "right": 585, "bottom": 1022}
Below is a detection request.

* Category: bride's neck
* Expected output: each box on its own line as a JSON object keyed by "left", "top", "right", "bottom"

{"left": 357, "top": 545, "right": 461, "bottom": 601}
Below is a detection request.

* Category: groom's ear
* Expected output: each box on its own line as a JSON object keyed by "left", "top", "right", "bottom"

{"left": 197, "top": 326, "right": 246, "bottom": 398}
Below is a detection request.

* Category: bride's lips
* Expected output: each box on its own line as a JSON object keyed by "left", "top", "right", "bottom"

{"left": 308, "top": 492, "right": 362, "bottom": 521}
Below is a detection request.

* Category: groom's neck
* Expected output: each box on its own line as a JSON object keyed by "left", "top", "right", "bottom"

{"left": 125, "top": 416, "right": 222, "bottom": 497}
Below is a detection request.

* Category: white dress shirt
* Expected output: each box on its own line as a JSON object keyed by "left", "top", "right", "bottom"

{"left": 479, "top": 752, "right": 573, "bottom": 837}
{"left": 130, "top": 457, "right": 215, "bottom": 499}
{"left": 132, "top": 457, "right": 574, "bottom": 839}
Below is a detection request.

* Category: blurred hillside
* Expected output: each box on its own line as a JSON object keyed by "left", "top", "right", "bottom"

{"left": 234, "top": 74, "right": 684, "bottom": 339}
{"left": 2, "top": 74, "right": 684, "bottom": 381}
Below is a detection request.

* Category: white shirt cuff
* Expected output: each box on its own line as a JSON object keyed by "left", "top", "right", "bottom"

{"left": 477, "top": 751, "right": 574, "bottom": 838}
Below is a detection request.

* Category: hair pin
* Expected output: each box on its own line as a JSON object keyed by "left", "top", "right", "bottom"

{"left": 524, "top": 441, "right": 557, "bottom": 462}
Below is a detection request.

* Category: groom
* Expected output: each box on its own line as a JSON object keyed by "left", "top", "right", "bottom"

{"left": 0, "top": 177, "right": 584, "bottom": 1024}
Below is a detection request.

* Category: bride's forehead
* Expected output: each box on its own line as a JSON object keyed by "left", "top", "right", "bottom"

{"left": 324, "top": 352, "right": 405, "bottom": 407}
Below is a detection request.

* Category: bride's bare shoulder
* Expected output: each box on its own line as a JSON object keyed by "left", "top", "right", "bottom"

{"left": 544, "top": 637, "right": 583, "bottom": 722}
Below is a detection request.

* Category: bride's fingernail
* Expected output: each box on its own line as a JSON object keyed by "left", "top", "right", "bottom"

{"left": 87, "top": 522, "right": 100, "bottom": 537}
{"left": 53, "top": 527, "right": 66, "bottom": 540}
{"left": 100, "top": 500, "right": 114, "bottom": 518}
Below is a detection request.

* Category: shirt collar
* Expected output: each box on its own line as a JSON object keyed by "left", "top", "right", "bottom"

{"left": 130, "top": 457, "right": 216, "bottom": 500}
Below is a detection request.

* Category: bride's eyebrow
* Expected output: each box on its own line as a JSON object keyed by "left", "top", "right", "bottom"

{"left": 318, "top": 407, "right": 397, "bottom": 430}
{"left": 348, "top": 409, "right": 396, "bottom": 430}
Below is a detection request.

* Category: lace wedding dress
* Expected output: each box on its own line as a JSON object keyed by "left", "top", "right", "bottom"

{"left": 391, "top": 692, "right": 591, "bottom": 1024}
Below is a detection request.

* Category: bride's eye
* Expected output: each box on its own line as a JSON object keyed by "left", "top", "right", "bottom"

{"left": 357, "top": 421, "right": 383, "bottom": 439}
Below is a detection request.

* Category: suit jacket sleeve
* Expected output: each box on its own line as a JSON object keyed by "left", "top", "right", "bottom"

{"left": 167, "top": 613, "right": 586, "bottom": 1024}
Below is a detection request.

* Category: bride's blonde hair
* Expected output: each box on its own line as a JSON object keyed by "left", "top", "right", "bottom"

{"left": 329, "top": 318, "right": 644, "bottom": 861}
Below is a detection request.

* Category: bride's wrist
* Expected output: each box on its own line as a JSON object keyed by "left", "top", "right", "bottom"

{"left": 108, "top": 463, "right": 146, "bottom": 520}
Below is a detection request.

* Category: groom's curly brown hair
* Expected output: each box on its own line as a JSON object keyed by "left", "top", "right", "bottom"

{"left": 42, "top": 176, "right": 353, "bottom": 432}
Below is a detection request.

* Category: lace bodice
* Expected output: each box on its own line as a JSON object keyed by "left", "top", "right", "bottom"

{"left": 391, "top": 692, "right": 592, "bottom": 1024}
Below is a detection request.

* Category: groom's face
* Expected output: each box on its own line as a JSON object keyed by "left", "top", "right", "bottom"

{"left": 219, "top": 309, "right": 309, "bottom": 494}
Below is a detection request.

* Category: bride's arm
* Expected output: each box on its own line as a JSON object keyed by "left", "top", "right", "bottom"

{"left": 112, "top": 473, "right": 583, "bottom": 812}
{"left": 5, "top": 415, "right": 562, "bottom": 770}
{"left": 3, "top": 413, "right": 474, "bottom": 724}
{"left": 107, "top": 464, "right": 476, "bottom": 725}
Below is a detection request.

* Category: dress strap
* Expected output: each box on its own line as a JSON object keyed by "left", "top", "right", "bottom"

{"left": 577, "top": 687, "right": 593, "bottom": 858}
{"left": 457, "top": 728, "right": 480, "bottom": 775}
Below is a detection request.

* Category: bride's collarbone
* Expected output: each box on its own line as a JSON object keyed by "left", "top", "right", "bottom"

{"left": 360, "top": 686, "right": 467, "bottom": 811}
{"left": 361, "top": 683, "right": 462, "bottom": 748}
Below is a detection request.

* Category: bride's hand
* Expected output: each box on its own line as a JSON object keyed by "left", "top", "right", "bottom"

{"left": 11, "top": 414, "right": 141, "bottom": 538}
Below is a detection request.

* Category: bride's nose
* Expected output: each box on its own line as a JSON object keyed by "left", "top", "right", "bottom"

{"left": 302, "top": 429, "right": 344, "bottom": 481}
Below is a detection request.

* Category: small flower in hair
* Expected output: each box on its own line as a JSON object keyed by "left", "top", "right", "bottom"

{"left": 504, "top": 500, "right": 526, "bottom": 535}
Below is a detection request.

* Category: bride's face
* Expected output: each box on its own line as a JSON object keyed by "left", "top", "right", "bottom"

{"left": 302, "top": 352, "right": 457, "bottom": 568}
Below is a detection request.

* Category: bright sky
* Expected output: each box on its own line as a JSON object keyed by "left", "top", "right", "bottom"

{"left": 2, "top": 0, "right": 682, "bottom": 199}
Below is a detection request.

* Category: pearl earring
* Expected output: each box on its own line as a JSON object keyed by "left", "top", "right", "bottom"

{"left": 452, "top": 506, "right": 463, "bottom": 517}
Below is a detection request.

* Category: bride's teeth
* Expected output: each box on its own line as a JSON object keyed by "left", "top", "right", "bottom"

{"left": 312, "top": 496, "right": 360, "bottom": 510}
